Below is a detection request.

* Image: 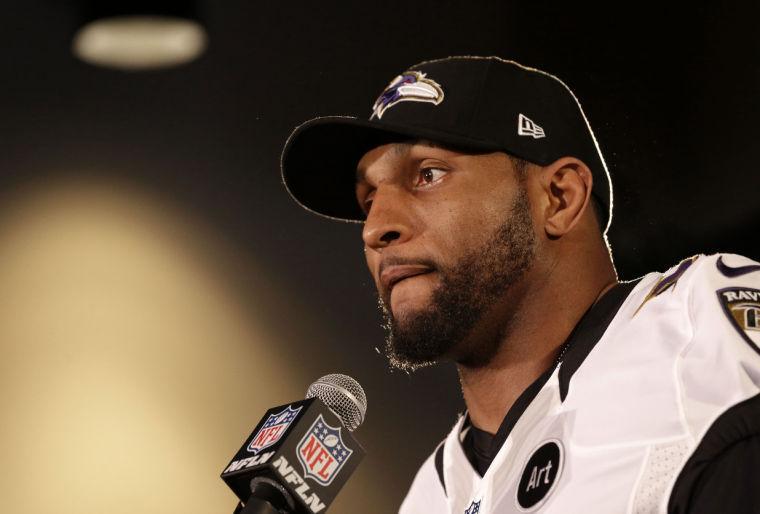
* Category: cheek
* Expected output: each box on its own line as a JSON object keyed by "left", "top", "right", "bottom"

{"left": 364, "top": 246, "right": 379, "bottom": 274}
{"left": 430, "top": 189, "right": 524, "bottom": 263}
{"left": 418, "top": 199, "right": 501, "bottom": 265}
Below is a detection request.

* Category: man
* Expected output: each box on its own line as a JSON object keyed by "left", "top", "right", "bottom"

{"left": 280, "top": 56, "right": 760, "bottom": 513}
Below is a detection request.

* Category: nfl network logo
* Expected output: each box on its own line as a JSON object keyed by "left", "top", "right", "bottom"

{"left": 297, "top": 414, "right": 353, "bottom": 486}
{"left": 247, "top": 405, "right": 302, "bottom": 454}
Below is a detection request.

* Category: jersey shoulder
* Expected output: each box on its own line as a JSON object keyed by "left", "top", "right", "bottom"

{"left": 398, "top": 441, "right": 448, "bottom": 514}
{"left": 631, "top": 252, "right": 760, "bottom": 390}
{"left": 634, "top": 253, "right": 760, "bottom": 330}
{"left": 686, "top": 252, "right": 760, "bottom": 289}
{"left": 637, "top": 253, "right": 760, "bottom": 435}
{"left": 681, "top": 253, "right": 760, "bottom": 356}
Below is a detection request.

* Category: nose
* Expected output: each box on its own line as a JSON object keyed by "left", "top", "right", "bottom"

{"left": 362, "top": 185, "right": 413, "bottom": 251}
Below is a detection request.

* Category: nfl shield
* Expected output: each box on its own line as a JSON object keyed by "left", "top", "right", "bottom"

{"left": 247, "top": 405, "right": 302, "bottom": 454}
{"left": 296, "top": 414, "right": 353, "bottom": 486}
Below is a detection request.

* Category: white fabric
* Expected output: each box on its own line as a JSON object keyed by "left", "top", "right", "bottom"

{"left": 399, "top": 253, "right": 760, "bottom": 514}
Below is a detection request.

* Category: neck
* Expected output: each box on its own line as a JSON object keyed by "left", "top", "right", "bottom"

{"left": 457, "top": 246, "right": 616, "bottom": 434}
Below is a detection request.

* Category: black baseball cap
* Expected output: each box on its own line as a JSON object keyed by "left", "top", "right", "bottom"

{"left": 281, "top": 56, "right": 612, "bottom": 232}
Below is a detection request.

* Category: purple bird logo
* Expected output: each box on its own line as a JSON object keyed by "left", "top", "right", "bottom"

{"left": 371, "top": 71, "right": 444, "bottom": 119}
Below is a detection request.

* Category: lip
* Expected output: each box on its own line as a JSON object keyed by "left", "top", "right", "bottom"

{"left": 380, "top": 265, "right": 433, "bottom": 295}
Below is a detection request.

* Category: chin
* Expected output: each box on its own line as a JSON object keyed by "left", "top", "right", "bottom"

{"left": 390, "top": 298, "right": 433, "bottom": 327}
{"left": 389, "top": 280, "right": 435, "bottom": 316}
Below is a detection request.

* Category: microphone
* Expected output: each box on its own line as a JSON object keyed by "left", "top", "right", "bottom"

{"left": 221, "top": 374, "right": 367, "bottom": 514}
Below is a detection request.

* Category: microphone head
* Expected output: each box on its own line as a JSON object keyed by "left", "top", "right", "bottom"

{"left": 306, "top": 373, "right": 367, "bottom": 431}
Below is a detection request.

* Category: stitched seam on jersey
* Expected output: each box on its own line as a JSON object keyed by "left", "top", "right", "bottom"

{"left": 654, "top": 440, "right": 692, "bottom": 514}
{"left": 685, "top": 254, "right": 709, "bottom": 344}
{"left": 672, "top": 356, "right": 692, "bottom": 443}
{"left": 664, "top": 255, "right": 734, "bottom": 508}
{"left": 625, "top": 444, "right": 652, "bottom": 514}
{"left": 675, "top": 255, "right": 710, "bottom": 441}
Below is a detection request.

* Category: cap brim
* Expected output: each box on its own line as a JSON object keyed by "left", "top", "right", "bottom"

{"left": 281, "top": 116, "right": 503, "bottom": 222}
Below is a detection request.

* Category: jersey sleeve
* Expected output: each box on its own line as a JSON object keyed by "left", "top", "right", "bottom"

{"left": 668, "top": 253, "right": 760, "bottom": 513}
{"left": 682, "top": 253, "right": 760, "bottom": 404}
{"left": 398, "top": 447, "right": 448, "bottom": 514}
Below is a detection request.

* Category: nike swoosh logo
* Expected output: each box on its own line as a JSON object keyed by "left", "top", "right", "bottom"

{"left": 717, "top": 256, "right": 760, "bottom": 277}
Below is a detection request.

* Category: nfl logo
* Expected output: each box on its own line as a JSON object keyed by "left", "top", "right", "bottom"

{"left": 247, "top": 405, "right": 302, "bottom": 454}
{"left": 296, "top": 414, "right": 353, "bottom": 486}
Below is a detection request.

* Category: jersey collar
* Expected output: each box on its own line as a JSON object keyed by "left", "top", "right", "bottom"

{"left": 558, "top": 279, "right": 641, "bottom": 401}
{"left": 461, "top": 279, "right": 641, "bottom": 466}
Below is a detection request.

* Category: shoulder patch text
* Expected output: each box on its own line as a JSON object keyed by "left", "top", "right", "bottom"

{"left": 717, "top": 287, "right": 760, "bottom": 355}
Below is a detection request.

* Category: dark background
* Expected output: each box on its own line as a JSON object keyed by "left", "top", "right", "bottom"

{"left": 2, "top": 1, "right": 758, "bottom": 512}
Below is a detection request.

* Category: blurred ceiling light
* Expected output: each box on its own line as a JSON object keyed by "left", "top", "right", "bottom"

{"left": 71, "top": 1, "right": 207, "bottom": 71}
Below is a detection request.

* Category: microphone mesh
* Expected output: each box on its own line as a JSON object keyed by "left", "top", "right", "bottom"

{"left": 306, "top": 374, "right": 367, "bottom": 431}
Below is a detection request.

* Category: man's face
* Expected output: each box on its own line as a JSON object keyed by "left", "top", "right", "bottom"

{"left": 356, "top": 141, "right": 537, "bottom": 370}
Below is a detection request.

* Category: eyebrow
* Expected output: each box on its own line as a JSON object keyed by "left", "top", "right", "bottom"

{"left": 355, "top": 140, "right": 441, "bottom": 182}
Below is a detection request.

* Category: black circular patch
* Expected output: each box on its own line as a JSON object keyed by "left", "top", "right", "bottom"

{"left": 516, "top": 440, "right": 563, "bottom": 510}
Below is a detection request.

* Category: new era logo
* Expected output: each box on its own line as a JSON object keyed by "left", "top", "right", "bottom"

{"left": 518, "top": 114, "right": 546, "bottom": 139}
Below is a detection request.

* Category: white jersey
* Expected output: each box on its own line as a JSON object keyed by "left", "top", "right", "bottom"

{"left": 400, "top": 253, "right": 760, "bottom": 514}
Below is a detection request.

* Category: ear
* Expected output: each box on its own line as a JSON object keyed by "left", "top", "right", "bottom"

{"left": 538, "top": 157, "right": 593, "bottom": 237}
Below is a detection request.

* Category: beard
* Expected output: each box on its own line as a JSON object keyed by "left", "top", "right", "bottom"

{"left": 378, "top": 185, "right": 536, "bottom": 371}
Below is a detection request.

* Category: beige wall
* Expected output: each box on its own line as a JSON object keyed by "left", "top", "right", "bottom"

{"left": 0, "top": 175, "right": 386, "bottom": 514}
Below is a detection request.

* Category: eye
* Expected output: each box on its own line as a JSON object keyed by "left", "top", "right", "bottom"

{"left": 362, "top": 190, "right": 375, "bottom": 214}
{"left": 415, "top": 167, "right": 447, "bottom": 188}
